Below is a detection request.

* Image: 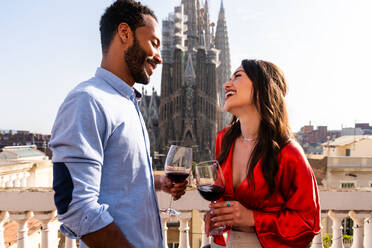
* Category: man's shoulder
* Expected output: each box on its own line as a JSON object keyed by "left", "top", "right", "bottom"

{"left": 69, "top": 76, "right": 109, "bottom": 98}
{"left": 66, "top": 76, "right": 119, "bottom": 105}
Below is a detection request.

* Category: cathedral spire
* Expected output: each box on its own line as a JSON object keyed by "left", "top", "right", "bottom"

{"left": 185, "top": 53, "right": 196, "bottom": 81}
{"left": 182, "top": 0, "right": 201, "bottom": 50}
{"left": 220, "top": 0, "right": 224, "bottom": 13}
{"left": 216, "top": 0, "right": 230, "bottom": 74}
{"left": 203, "top": 0, "right": 211, "bottom": 48}
{"left": 216, "top": 0, "right": 231, "bottom": 126}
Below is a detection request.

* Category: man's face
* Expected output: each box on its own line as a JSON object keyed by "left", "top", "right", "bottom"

{"left": 125, "top": 15, "right": 162, "bottom": 85}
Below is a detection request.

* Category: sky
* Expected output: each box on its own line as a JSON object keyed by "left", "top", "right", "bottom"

{"left": 0, "top": 0, "right": 371, "bottom": 134}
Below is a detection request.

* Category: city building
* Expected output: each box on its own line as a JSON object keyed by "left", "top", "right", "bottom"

{"left": 140, "top": 0, "right": 232, "bottom": 167}
{"left": 322, "top": 136, "right": 372, "bottom": 190}
{"left": 323, "top": 135, "right": 372, "bottom": 157}
{"left": 0, "top": 130, "right": 51, "bottom": 158}
{"left": 307, "top": 135, "right": 372, "bottom": 236}
{"left": 296, "top": 123, "right": 341, "bottom": 154}
{"left": 0, "top": 145, "right": 48, "bottom": 161}
{"left": 296, "top": 122, "right": 372, "bottom": 155}
{"left": 0, "top": 159, "right": 55, "bottom": 247}
{"left": 341, "top": 123, "right": 372, "bottom": 136}
{"left": 355, "top": 123, "right": 372, "bottom": 134}
{"left": 341, "top": 127, "right": 363, "bottom": 136}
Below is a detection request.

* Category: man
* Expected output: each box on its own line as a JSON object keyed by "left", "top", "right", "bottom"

{"left": 49, "top": 1, "right": 187, "bottom": 247}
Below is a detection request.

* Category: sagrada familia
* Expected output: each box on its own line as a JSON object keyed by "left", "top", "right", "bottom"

{"left": 139, "top": 0, "right": 231, "bottom": 168}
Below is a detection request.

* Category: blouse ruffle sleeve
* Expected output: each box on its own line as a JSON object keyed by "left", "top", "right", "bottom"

{"left": 253, "top": 144, "right": 321, "bottom": 247}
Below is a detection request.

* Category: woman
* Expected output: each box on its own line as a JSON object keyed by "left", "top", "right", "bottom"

{"left": 206, "top": 59, "right": 321, "bottom": 247}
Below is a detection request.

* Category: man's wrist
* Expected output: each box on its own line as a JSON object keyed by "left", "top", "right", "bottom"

{"left": 81, "top": 222, "right": 133, "bottom": 248}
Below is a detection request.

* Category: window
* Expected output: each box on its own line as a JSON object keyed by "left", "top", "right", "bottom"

{"left": 345, "top": 149, "right": 351, "bottom": 156}
{"left": 168, "top": 243, "right": 179, "bottom": 248}
{"left": 341, "top": 182, "right": 355, "bottom": 188}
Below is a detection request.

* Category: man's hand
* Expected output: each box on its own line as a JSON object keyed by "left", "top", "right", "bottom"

{"left": 81, "top": 222, "right": 134, "bottom": 248}
{"left": 155, "top": 175, "right": 187, "bottom": 200}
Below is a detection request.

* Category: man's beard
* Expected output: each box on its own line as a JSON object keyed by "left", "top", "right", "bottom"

{"left": 124, "top": 36, "right": 149, "bottom": 85}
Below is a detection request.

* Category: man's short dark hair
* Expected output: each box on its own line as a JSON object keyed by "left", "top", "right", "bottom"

{"left": 99, "top": 0, "right": 157, "bottom": 53}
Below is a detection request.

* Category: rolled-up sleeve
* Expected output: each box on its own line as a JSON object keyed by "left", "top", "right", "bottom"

{"left": 50, "top": 90, "right": 113, "bottom": 238}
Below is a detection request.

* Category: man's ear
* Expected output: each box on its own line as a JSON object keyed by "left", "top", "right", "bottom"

{"left": 117, "top": 23, "right": 133, "bottom": 44}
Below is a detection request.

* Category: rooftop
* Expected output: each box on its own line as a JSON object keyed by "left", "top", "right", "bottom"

{"left": 1, "top": 145, "right": 45, "bottom": 159}
{"left": 323, "top": 135, "right": 372, "bottom": 147}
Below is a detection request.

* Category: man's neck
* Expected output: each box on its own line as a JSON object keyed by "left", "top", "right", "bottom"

{"left": 101, "top": 54, "right": 135, "bottom": 87}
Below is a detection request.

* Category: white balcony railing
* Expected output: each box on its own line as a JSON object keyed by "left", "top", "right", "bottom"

{"left": 0, "top": 160, "right": 52, "bottom": 188}
{"left": 0, "top": 188, "right": 371, "bottom": 248}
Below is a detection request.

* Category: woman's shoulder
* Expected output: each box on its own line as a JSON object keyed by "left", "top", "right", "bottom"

{"left": 216, "top": 126, "right": 230, "bottom": 140}
{"left": 218, "top": 126, "right": 230, "bottom": 135}
{"left": 279, "top": 139, "right": 308, "bottom": 164}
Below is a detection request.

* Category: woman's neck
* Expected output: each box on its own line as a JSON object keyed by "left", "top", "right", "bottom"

{"left": 236, "top": 107, "right": 260, "bottom": 140}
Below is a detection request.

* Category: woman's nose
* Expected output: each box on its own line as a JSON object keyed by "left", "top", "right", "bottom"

{"left": 223, "top": 80, "right": 232, "bottom": 89}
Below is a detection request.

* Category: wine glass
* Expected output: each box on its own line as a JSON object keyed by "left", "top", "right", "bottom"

{"left": 161, "top": 145, "right": 192, "bottom": 216}
{"left": 195, "top": 160, "right": 226, "bottom": 235}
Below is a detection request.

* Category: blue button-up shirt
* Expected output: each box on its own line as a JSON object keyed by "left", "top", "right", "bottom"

{"left": 50, "top": 68, "right": 163, "bottom": 248}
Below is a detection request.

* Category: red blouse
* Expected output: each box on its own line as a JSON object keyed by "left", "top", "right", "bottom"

{"left": 213, "top": 128, "right": 321, "bottom": 248}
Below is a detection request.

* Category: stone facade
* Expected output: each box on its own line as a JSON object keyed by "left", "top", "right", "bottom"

{"left": 140, "top": 0, "right": 231, "bottom": 167}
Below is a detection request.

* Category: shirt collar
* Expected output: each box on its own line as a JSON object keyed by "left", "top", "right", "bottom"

{"left": 95, "top": 67, "right": 142, "bottom": 101}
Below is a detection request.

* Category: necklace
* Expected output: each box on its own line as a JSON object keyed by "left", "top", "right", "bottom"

{"left": 241, "top": 135, "right": 257, "bottom": 142}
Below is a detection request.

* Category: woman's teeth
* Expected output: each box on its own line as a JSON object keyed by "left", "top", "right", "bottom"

{"left": 225, "top": 91, "right": 236, "bottom": 98}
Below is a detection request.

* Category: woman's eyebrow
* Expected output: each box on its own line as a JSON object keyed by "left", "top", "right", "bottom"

{"left": 233, "top": 70, "right": 245, "bottom": 76}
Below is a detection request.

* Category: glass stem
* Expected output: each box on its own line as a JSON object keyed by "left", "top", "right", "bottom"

{"left": 168, "top": 195, "right": 174, "bottom": 210}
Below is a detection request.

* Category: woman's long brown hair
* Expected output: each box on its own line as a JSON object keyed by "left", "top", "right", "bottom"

{"left": 216, "top": 59, "right": 291, "bottom": 197}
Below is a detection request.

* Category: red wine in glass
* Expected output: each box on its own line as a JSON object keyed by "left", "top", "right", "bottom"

{"left": 195, "top": 160, "right": 226, "bottom": 235}
{"left": 197, "top": 185, "right": 225, "bottom": 201}
{"left": 166, "top": 171, "right": 190, "bottom": 183}
{"left": 161, "top": 145, "right": 192, "bottom": 216}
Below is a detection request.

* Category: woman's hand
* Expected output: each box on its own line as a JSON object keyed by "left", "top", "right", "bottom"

{"left": 210, "top": 201, "right": 255, "bottom": 230}
{"left": 204, "top": 210, "right": 213, "bottom": 236}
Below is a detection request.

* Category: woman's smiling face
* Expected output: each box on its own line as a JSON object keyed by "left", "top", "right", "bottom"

{"left": 223, "top": 66, "right": 255, "bottom": 115}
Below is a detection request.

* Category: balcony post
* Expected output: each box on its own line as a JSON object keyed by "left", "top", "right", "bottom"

{"left": 6, "top": 175, "right": 16, "bottom": 187}
{"left": 349, "top": 211, "right": 368, "bottom": 248}
{"left": 365, "top": 213, "right": 372, "bottom": 248}
{"left": 0, "top": 176, "right": 5, "bottom": 188}
{"left": 310, "top": 233, "right": 323, "bottom": 248}
{"left": 178, "top": 212, "right": 192, "bottom": 248}
{"left": 328, "top": 210, "right": 346, "bottom": 248}
{"left": 21, "top": 172, "right": 30, "bottom": 187}
{"left": 0, "top": 211, "right": 8, "bottom": 248}
{"left": 310, "top": 212, "right": 326, "bottom": 248}
{"left": 8, "top": 211, "right": 32, "bottom": 248}
{"left": 14, "top": 173, "right": 22, "bottom": 187}
{"left": 160, "top": 214, "right": 169, "bottom": 248}
{"left": 33, "top": 211, "right": 56, "bottom": 248}
{"left": 199, "top": 212, "right": 210, "bottom": 248}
